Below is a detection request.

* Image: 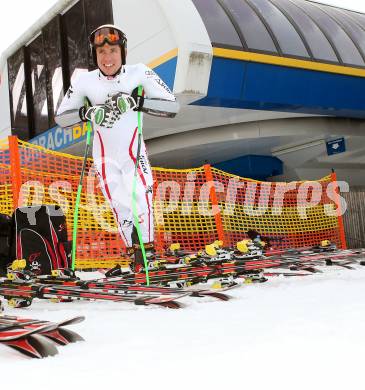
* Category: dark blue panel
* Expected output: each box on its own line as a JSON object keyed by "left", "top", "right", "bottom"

{"left": 207, "top": 57, "right": 246, "bottom": 100}
{"left": 193, "top": 56, "right": 365, "bottom": 118}
{"left": 154, "top": 57, "right": 178, "bottom": 91}
{"left": 243, "top": 62, "right": 365, "bottom": 109}
{"left": 214, "top": 155, "right": 283, "bottom": 180}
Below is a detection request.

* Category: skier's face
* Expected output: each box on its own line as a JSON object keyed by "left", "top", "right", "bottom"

{"left": 96, "top": 44, "right": 122, "bottom": 75}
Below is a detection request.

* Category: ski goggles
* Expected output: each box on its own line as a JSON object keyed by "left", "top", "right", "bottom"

{"left": 90, "top": 27, "right": 126, "bottom": 47}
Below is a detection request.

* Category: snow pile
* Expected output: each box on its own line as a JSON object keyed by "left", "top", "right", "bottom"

{"left": 1, "top": 265, "right": 365, "bottom": 390}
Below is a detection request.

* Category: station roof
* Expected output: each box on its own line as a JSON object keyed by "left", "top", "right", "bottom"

{"left": 192, "top": 0, "right": 365, "bottom": 68}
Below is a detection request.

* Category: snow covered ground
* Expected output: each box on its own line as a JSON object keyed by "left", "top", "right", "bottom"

{"left": 1, "top": 264, "right": 365, "bottom": 390}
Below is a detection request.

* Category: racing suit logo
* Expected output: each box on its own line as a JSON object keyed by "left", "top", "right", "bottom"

{"left": 139, "top": 155, "right": 148, "bottom": 175}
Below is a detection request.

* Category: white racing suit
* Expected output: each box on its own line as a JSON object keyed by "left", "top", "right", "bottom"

{"left": 56, "top": 64, "right": 177, "bottom": 247}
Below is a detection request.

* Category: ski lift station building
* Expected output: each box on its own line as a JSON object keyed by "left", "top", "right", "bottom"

{"left": 1, "top": 0, "right": 365, "bottom": 184}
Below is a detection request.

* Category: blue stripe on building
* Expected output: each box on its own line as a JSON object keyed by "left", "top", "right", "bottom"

{"left": 194, "top": 57, "right": 365, "bottom": 119}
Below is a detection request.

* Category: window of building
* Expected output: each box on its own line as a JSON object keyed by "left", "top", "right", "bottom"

{"left": 8, "top": 0, "right": 114, "bottom": 140}
{"left": 62, "top": 0, "right": 89, "bottom": 84}
{"left": 43, "top": 16, "right": 64, "bottom": 128}
{"left": 28, "top": 35, "right": 49, "bottom": 135}
{"left": 7, "top": 48, "right": 30, "bottom": 140}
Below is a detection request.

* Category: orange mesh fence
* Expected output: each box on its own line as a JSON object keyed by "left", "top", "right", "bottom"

{"left": 1, "top": 136, "right": 346, "bottom": 268}
{"left": 153, "top": 166, "right": 345, "bottom": 252}
{"left": 209, "top": 167, "right": 342, "bottom": 250}
{"left": 153, "top": 166, "right": 220, "bottom": 253}
{"left": 0, "top": 138, "right": 13, "bottom": 216}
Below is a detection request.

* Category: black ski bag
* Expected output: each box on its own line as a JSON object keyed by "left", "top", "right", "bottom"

{"left": 14, "top": 205, "right": 72, "bottom": 275}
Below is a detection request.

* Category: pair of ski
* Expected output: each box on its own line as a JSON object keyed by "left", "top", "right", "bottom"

{"left": 98, "top": 261, "right": 275, "bottom": 285}
{"left": 106, "top": 250, "right": 360, "bottom": 285}
{"left": 147, "top": 243, "right": 321, "bottom": 270}
{"left": 267, "top": 249, "right": 365, "bottom": 270}
{"left": 165, "top": 245, "right": 365, "bottom": 274}
{"left": 0, "top": 279, "right": 187, "bottom": 309}
{"left": 0, "top": 315, "right": 84, "bottom": 358}
{"left": 33, "top": 272, "right": 234, "bottom": 302}
{"left": 109, "top": 245, "right": 365, "bottom": 286}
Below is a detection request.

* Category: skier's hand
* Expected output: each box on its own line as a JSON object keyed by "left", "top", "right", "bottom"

{"left": 105, "top": 92, "right": 137, "bottom": 116}
{"left": 79, "top": 105, "right": 119, "bottom": 128}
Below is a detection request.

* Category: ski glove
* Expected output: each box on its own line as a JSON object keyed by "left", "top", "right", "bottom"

{"left": 105, "top": 92, "right": 137, "bottom": 116}
{"left": 79, "top": 105, "right": 119, "bottom": 128}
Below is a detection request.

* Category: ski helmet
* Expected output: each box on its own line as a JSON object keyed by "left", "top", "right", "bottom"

{"left": 89, "top": 24, "right": 127, "bottom": 66}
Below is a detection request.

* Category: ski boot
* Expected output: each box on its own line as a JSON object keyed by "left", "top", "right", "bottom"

{"left": 131, "top": 242, "right": 156, "bottom": 273}
{"left": 200, "top": 241, "right": 233, "bottom": 262}
{"left": 166, "top": 243, "right": 185, "bottom": 258}
{"left": 165, "top": 244, "right": 202, "bottom": 266}
{"left": 315, "top": 240, "right": 337, "bottom": 252}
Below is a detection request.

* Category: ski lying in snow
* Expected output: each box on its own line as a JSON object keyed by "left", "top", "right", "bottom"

{"left": 0, "top": 324, "right": 59, "bottom": 358}
{"left": 267, "top": 252, "right": 364, "bottom": 271}
{"left": 0, "top": 315, "right": 85, "bottom": 345}
{"left": 0, "top": 323, "right": 56, "bottom": 341}
{"left": 0, "top": 279, "right": 186, "bottom": 309}
{"left": 95, "top": 262, "right": 270, "bottom": 286}
{"left": 31, "top": 270, "right": 234, "bottom": 302}
{"left": 137, "top": 243, "right": 324, "bottom": 275}
{"left": 262, "top": 270, "right": 314, "bottom": 277}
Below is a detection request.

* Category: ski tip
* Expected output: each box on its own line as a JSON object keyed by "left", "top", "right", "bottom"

{"left": 190, "top": 291, "right": 231, "bottom": 301}
{"left": 206, "top": 292, "right": 232, "bottom": 301}
{"left": 157, "top": 301, "right": 185, "bottom": 309}
{"left": 58, "top": 328, "right": 85, "bottom": 343}
{"left": 5, "top": 334, "right": 59, "bottom": 359}
{"left": 57, "top": 316, "right": 86, "bottom": 327}
{"left": 29, "top": 334, "right": 59, "bottom": 358}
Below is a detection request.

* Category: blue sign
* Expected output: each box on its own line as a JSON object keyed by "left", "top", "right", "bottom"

{"left": 326, "top": 138, "right": 346, "bottom": 156}
{"left": 29, "top": 122, "right": 93, "bottom": 151}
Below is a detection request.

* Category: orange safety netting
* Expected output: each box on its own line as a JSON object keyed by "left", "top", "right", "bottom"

{"left": 0, "top": 138, "right": 13, "bottom": 216}
{"left": 153, "top": 165, "right": 345, "bottom": 252}
{"left": 2, "top": 136, "right": 346, "bottom": 268}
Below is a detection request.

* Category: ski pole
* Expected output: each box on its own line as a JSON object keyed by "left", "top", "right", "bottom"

{"left": 71, "top": 99, "right": 92, "bottom": 270}
{"left": 132, "top": 86, "right": 150, "bottom": 285}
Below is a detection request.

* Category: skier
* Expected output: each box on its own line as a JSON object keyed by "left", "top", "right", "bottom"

{"left": 55, "top": 25, "right": 179, "bottom": 270}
